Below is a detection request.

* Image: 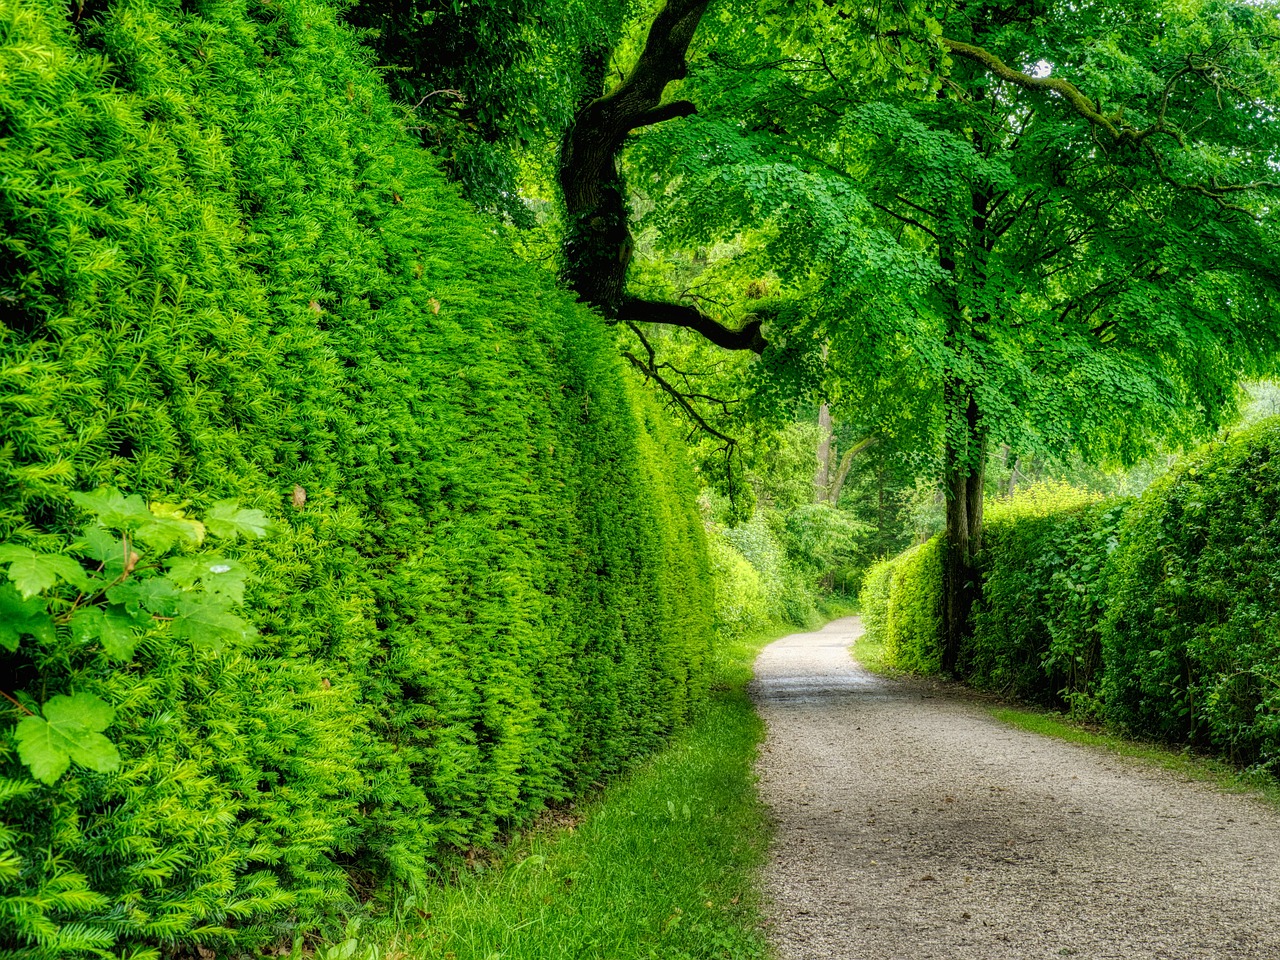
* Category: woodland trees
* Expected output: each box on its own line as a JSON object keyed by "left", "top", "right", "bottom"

{"left": 357, "top": 0, "right": 1280, "bottom": 662}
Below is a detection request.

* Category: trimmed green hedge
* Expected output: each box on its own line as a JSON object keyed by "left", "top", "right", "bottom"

{"left": 1103, "top": 419, "right": 1280, "bottom": 767}
{"left": 0, "top": 0, "right": 712, "bottom": 956}
{"left": 967, "top": 485, "right": 1126, "bottom": 712}
{"left": 857, "top": 539, "right": 942, "bottom": 674}
{"left": 857, "top": 556, "right": 893, "bottom": 650}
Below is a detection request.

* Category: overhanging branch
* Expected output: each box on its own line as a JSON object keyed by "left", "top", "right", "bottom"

{"left": 620, "top": 298, "right": 768, "bottom": 354}
{"left": 941, "top": 37, "right": 1179, "bottom": 146}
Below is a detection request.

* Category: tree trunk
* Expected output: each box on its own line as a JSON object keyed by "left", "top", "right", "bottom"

{"left": 558, "top": 0, "right": 707, "bottom": 317}
{"left": 815, "top": 403, "right": 834, "bottom": 502}
{"left": 941, "top": 386, "right": 986, "bottom": 676}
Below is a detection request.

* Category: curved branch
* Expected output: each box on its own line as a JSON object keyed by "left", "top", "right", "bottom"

{"left": 619, "top": 298, "right": 768, "bottom": 354}
{"left": 942, "top": 37, "right": 1183, "bottom": 146}
{"left": 560, "top": 1, "right": 710, "bottom": 316}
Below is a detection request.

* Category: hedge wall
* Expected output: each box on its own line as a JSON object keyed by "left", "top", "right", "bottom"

{"left": 0, "top": 0, "right": 713, "bottom": 956}
{"left": 967, "top": 485, "right": 1125, "bottom": 711}
{"left": 1103, "top": 419, "right": 1280, "bottom": 767}
{"left": 856, "top": 539, "right": 942, "bottom": 674}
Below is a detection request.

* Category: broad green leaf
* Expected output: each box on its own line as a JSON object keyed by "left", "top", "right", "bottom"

{"left": 107, "top": 578, "right": 181, "bottom": 617}
{"left": 77, "top": 525, "right": 125, "bottom": 564}
{"left": 69, "top": 488, "right": 152, "bottom": 530}
{"left": 133, "top": 517, "right": 205, "bottom": 552}
{"left": 0, "top": 546, "right": 89, "bottom": 598}
{"left": 205, "top": 501, "right": 277, "bottom": 540}
{"left": 149, "top": 503, "right": 207, "bottom": 542}
{"left": 0, "top": 585, "right": 55, "bottom": 651}
{"left": 14, "top": 693, "right": 121, "bottom": 784}
{"left": 166, "top": 556, "right": 248, "bottom": 603}
{"left": 71, "top": 605, "right": 144, "bottom": 661}
{"left": 171, "top": 596, "right": 255, "bottom": 652}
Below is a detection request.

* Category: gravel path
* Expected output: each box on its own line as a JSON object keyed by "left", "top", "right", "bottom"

{"left": 751, "top": 617, "right": 1280, "bottom": 960}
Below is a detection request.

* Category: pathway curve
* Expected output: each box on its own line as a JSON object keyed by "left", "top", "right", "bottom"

{"left": 751, "top": 617, "right": 1280, "bottom": 959}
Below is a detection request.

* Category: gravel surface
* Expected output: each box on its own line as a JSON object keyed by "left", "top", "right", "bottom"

{"left": 751, "top": 617, "right": 1280, "bottom": 960}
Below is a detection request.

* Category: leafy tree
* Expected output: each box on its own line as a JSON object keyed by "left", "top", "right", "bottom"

{"left": 344, "top": 0, "right": 629, "bottom": 223}
{"left": 559, "top": 0, "right": 1280, "bottom": 663}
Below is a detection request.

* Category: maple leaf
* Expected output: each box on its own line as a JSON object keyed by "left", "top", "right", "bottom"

{"left": 0, "top": 585, "right": 55, "bottom": 651}
{"left": 69, "top": 488, "right": 152, "bottom": 530}
{"left": 171, "top": 597, "right": 256, "bottom": 652}
{"left": 14, "top": 693, "right": 121, "bottom": 784}
{"left": 71, "top": 605, "right": 145, "bottom": 661}
{"left": 205, "top": 501, "right": 277, "bottom": 540}
{"left": 0, "top": 545, "right": 90, "bottom": 598}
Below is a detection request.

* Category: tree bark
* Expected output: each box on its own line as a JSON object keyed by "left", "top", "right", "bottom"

{"left": 815, "top": 404, "right": 834, "bottom": 502}
{"left": 558, "top": 0, "right": 708, "bottom": 317}
{"left": 941, "top": 386, "right": 986, "bottom": 676}
{"left": 557, "top": 1, "right": 770, "bottom": 353}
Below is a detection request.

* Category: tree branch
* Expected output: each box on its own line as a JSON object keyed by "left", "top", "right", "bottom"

{"left": 942, "top": 37, "right": 1183, "bottom": 146}
{"left": 622, "top": 322, "right": 741, "bottom": 449}
{"left": 619, "top": 297, "right": 768, "bottom": 354}
{"left": 631, "top": 100, "right": 698, "bottom": 129}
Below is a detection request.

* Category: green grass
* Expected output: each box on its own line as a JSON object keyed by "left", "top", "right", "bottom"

{"left": 339, "top": 624, "right": 791, "bottom": 960}
{"left": 992, "top": 707, "right": 1280, "bottom": 808}
{"left": 849, "top": 626, "right": 892, "bottom": 675}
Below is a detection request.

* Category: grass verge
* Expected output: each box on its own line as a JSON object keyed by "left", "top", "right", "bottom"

{"left": 848, "top": 627, "right": 891, "bottom": 675}
{"left": 345, "top": 624, "right": 791, "bottom": 960}
{"left": 992, "top": 707, "right": 1280, "bottom": 808}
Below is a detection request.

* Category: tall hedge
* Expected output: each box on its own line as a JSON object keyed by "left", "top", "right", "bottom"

{"left": 1103, "top": 419, "right": 1280, "bottom": 767}
{"left": 0, "top": 0, "right": 713, "bottom": 956}
{"left": 859, "top": 538, "right": 942, "bottom": 674}
{"left": 967, "top": 486, "right": 1126, "bottom": 711}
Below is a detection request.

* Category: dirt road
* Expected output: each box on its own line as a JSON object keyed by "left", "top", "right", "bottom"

{"left": 752, "top": 617, "right": 1280, "bottom": 959}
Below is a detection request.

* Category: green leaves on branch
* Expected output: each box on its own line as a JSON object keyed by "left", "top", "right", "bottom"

{"left": 2, "top": 488, "right": 277, "bottom": 784}
{"left": 0, "top": 546, "right": 91, "bottom": 598}
{"left": 0, "top": 586, "right": 56, "bottom": 650}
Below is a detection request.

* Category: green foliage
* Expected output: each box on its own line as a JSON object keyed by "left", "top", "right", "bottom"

{"left": 14, "top": 694, "right": 120, "bottom": 786}
{"left": 0, "top": 0, "right": 714, "bottom": 956}
{"left": 4, "top": 491, "right": 269, "bottom": 784}
{"left": 857, "top": 557, "right": 894, "bottom": 650}
{"left": 361, "top": 629, "right": 773, "bottom": 960}
{"left": 705, "top": 531, "right": 771, "bottom": 643}
{"left": 343, "top": 0, "right": 628, "bottom": 223}
{"left": 968, "top": 485, "right": 1128, "bottom": 712}
{"left": 719, "top": 512, "right": 818, "bottom": 628}
{"left": 1102, "top": 418, "right": 1280, "bottom": 769}
{"left": 883, "top": 538, "right": 943, "bottom": 674}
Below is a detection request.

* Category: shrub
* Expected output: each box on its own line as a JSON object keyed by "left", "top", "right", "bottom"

{"left": 1102, "top": 418, "right": 1280, "bottom": 769}
{"left": 967, "top": 484, "right": 1127, "bottom": 712}
{"left": 0, "top": 1, "right": 713, "bottom": 956}
{"left": 720, "top": 512, "right": 817, "bottom": 627}
{"left": 858, "top": 557, "right": 894, "bottom": 649}
{"left": 884, "top": 538, "right": 943, "bottom": 674}
{"left": 706, "top": 532, "right": 771, "bottom": 642}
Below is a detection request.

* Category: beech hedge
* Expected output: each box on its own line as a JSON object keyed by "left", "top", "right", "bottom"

{"left": 0, "top": 0, "right": 713, "bottom": 956}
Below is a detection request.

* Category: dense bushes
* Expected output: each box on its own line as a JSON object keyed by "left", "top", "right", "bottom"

{"left": 858, "top": 538, "right": 942, "bottom": 672}
{"left": 863, "top": 420, "right": 1280, "bottom": 773}
{"left": 967, "top": 485, "right": 1125, "bottom": 711}
{"left": 884, "top": 539, "right": 943, "bottom": 674}
{"left": 0, "top": 0, "right": 713, "bottom": 956}
{"left": 1103, "top": 419, "right": 1280, "bottom": 768}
